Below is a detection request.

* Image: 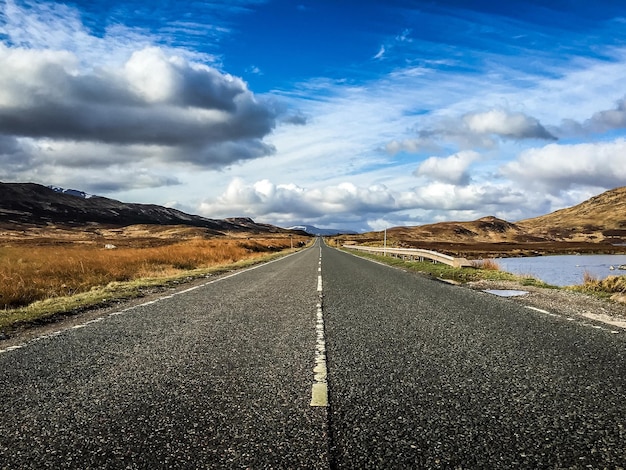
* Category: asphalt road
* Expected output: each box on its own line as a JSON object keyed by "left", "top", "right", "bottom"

{"left": 1, "top": 238, "right": 626, "bottom": 468}
{"left": 0, "top": 245, "right": 328, "bottom": 469}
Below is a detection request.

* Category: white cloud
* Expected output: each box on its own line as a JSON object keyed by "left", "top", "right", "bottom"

{"left": 386, "top": 138, "right": 442, "bottom": 155}
{"left": 386, "top": 108, "right": 554, "bottom": 157}
{"left": 0, "top": 43, "right": 278, "bottom": 188}
{"left": 574, "top": 96, "right": 626, "bottom": 134}
{"left": 463, "top": 109, "right": 556, "bottom": 140}
{"left": 192, "top": 46, "right": 626, "bottom": 230}
{"left": 395, "top": 29, "right": 412, "bottom": 43}
{"left": 3, "top": 0, "right": 626, "bottom": 232}
{"left": 198, "top": 178, "right": 400, "bottom": 228}
{"left": 0, "top": 45, "right": 276, "bottom": 145}
{"left": 373, "top": 45, "right": 385, "bottom": 60}
{"left": 415, "top": 150, "right": 480, "bottom": 185}
{"left": 502, "top": 138, "right": 626, "bottom": 192}
{"left": 197, "top": 177, "right": 535, "bottom": 230}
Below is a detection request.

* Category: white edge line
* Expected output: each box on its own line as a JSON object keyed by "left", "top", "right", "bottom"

{"left": 525, "top": 306, "right": 552, "bottom": 315}
{"left": 0, "top": 247, "right": 309, "bottom": 356}
{"left": 342, "top": 248, "right": 624, "bottom": 337}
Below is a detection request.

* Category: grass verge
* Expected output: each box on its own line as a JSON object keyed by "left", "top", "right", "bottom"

{"left": 342, "top": 249, "right": 557, "bottom": 288}
{"left": 0, "top": 244, "right": 300, "bottom": 332}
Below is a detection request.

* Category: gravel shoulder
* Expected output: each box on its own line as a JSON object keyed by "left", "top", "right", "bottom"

{"left": 465, "top": 278, "right": 626, "bottom": 330}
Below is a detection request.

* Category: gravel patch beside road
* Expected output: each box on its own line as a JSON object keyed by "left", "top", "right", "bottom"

{"left": 467, "top": 279, "right": 626, "bottom": 330}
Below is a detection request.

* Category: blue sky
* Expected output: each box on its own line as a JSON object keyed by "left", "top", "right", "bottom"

{"left": 1, "top": 0, "right": 626, "bottom": 231}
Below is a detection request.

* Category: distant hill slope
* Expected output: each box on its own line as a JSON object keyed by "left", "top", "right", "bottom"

{"left": 384, "top": 216, "right": 543, "bottom": 244}
{"left": 0, "top": 182, "right": 291, "bottom": 234}
{"left": 337, "top": 187, "right": 626, "bottom": 246}
{"left": 518, "top": 186, "right": 626, "bottom": 241}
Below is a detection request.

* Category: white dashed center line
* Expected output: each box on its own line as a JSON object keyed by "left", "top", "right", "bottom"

{"left": 311, "top": 246, "right": 328, "bottom": 407}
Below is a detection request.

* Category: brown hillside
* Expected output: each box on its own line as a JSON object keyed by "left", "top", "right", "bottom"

{"left": 0, "top": 182, "right": 300, "bottom": 236}
{"left": 349, "top": 216, "right": 540, "bottom": 245}
{"left": 519, "top": 186, "right": 626, "bottom": 242}
{"left": 333, "top": 188, "right": 626, "bottom": 257}
{"left": 393, "top": 216, "right": 537, "bottom": 243}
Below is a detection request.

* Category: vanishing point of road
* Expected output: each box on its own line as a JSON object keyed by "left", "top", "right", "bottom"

{"left": 1, "top": 239, "right": 625, "bottom": 468}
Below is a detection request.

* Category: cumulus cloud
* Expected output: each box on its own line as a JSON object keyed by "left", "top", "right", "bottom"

{"left": 280, "top": 112, "right": 308, "bottom": 125}
{"left": 531, "top": 98, "right": 626, "bottom": 139}
{"left": 462, "top": 109, "right": 556, "bottom": 140}
{"left": 0, "top": 137, "right": 184, "bottom": 192}
{"left": 578, "top": 96, "right": 626, "bottom": 134}
{"left": 0, "top": 135, "right": 36, "bottom": 173}
{"left": 197, "top": 177, "right": 534, "bottom": 230}
{"left": 199, "top": 178, "right": 399, "bottom": 222}
{"left": 414, "top": 150, "right": 480, "bottom": 185}
{"left": 0, "top": 46, "right": 277, "bottom": 153}
{"left": 0, "top": 1, "right": 293, "bottom": 193}
{"left": 387, "top": 109, "right": 555, "bottom": 156}
{"left": 386, "top": 137, "right": 442, "bottom": 155}
{"left": 502, "top": 138, "right": 626, "bottom": 192}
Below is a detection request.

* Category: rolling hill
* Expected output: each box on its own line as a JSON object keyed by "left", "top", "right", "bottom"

{"left": 0, "top": 182, "right": 294, "bottom": 235}
{"left": 518, "top": 186, "right": 626, "bottom": 242}
{"left": 382, "top": 216, "right": 543, "bottom": 244}
{"left": 334, "top": 186, "right": 626, "bottom": 256}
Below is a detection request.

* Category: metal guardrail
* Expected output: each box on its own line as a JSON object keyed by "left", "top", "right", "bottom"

{"left": 343, "top": 245, "right": 472, "bottom": 268}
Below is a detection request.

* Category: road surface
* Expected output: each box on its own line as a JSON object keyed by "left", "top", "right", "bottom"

{"left": 1, "top": 238, "right": 625, "bottom": 468}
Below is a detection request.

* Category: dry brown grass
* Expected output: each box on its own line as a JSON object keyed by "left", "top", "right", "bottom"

{"left": 0, "top": 237, "right": 298, "bottom": 310}
{"left": 582, "top": 270, "right": 599, "bottom": 285}
{"left": 470, "top": 258, "right": 501, "bottom": 270}
{"left": 582, "top": 274, "right": 626, "bottom": 293}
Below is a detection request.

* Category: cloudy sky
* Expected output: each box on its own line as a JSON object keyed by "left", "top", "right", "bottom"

{"left": 1, "top": 0, "right": 626, "bottom": 231}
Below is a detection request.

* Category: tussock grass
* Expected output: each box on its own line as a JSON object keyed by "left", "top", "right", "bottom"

{"left": 471, "top": 258, "right": 501, "bottom": 270}
{"left": 0, "top": 238, "right": 300, "bottom": 329}
{"left": 578, "top": 274, "right": 626, "bottom": 294}
{"left": 582, "top": 270, "right": 599, "bottom": 284}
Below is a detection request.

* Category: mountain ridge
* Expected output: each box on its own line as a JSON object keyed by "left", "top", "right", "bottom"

{"left": 336, "top": 186, "right": 626, "bottom": 250}
{"left": 0, "top": 182, "right": 292, "bottom": 235}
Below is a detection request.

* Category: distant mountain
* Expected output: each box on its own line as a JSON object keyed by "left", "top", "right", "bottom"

{"left": 0, "top": 182, "right": 293, "bottom": 235}
{"left": 379, "top": 216, "right": 542, "bottom": 244}
{"left": 338, "top": 187, "right": 626, "bottom": 246}
{"left": 518, "top": 186, "right": 626, "bottom": 242}
{"left": 288, "top": 224, "right": 358, "bottom": 236}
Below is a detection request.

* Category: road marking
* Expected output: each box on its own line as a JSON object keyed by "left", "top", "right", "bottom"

{"left": 525, "top": 306, "right": 623, "bottom": 334}
{"left": 526, "top": 306, "right": 551, "bottom": 315}
{"left": 345, "top": 246, "right": 625, "bottom": 338}
{"left": 311, "top": 250, "right": 328, "bottom": 407}
{"left": 0, "top": 248, "right": 307, "bottom": 355}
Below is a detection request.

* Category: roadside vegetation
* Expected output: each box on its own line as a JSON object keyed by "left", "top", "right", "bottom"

{"left": 342, "top": 247, "right": 626, "bottom": 302}
{"left": 575, "top": 272, "right": 626, "bottom": 298}
{"left": 341, "top": 249, "right": 555, "bottom": 288}
{"left": 0, "top": 237, "right": 307, "bottom": 330}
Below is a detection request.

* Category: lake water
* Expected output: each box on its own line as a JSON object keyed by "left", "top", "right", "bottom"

{"left": 497, "top": 254, "right": 626, "bottom": 287}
